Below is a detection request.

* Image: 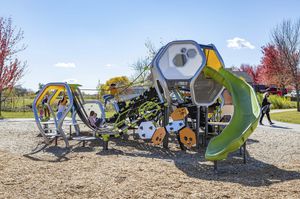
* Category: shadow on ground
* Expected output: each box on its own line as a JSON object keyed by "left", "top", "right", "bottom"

{"left": 99, "top": 136, "right": 300, "bottom": 187}
{"left": 260, "top": 124, "right": 292, "bottom": 130}
{"left": 24, "top": 135, "right": 300, "bottom": 187}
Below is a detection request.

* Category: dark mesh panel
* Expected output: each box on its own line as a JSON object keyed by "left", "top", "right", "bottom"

{"left": 193, "top": 72, "right": 223, "bottom": 104}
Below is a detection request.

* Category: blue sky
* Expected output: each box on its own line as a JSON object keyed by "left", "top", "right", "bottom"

{"left": 1, "top": 0, "right": 299, "bottom": 91}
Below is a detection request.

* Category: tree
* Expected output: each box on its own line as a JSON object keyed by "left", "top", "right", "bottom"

{"left": 259, "top": 44, "right": 292, "bottom": 89}
{"left": 271, "top": 19, "right": 300, "bottom": 111}
{"left": 38, "top": 83, "right": 44, "bottom": 90}
{"left": 130, "top": 40, "right": 161, "bottom": 85}
{"left": 100, "top": 76, "right": 130, "bottom": 96}
{"left": 239, "top": 64, "right": 263, "bottom": 85}
{"left": 0, "top": 17, "right": 26, "bottom": 116}
{"left": 131, "top": 58, "right": 150, "bottom": 84}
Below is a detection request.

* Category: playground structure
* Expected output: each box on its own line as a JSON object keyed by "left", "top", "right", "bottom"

{"left": 33, "top": 40, "right": 260, "bottom": 168}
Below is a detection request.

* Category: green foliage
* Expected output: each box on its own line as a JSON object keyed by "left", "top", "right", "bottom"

{"left": 256, "top": 93, "right": 297, "bottom": 109}
{"left": 271, "top": 111, "right": 300, "bottom": 124}
{"left": 1, "top": 111, "right": 33, "bottom": 118}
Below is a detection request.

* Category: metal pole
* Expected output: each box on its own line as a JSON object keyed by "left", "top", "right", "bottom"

{"left": 103, "top": 141, "right": 108, "bottom": 150}
{"left": 213, "top": 161, "right": 218, "bottom": 173}
{"left": 184, "top": 117, "right": 188, "bottom": 127}
{"left": 163, "top": 106, "right": 169, "bottom": 149}
{"left": 205, "top": 106, "right": 208, "bottom": 147}
{"left": 243, "top": 142, "right": 247, "bottom": 164}
{"left": 196, "top": 106, "right": 200, "bottom": 149}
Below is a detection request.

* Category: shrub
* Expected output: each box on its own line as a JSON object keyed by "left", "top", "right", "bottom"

{"left": 256, "top": 93, "right": 297, "bottom": 109}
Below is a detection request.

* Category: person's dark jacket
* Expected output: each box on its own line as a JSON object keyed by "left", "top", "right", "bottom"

{"left": 261, "top": 96, "right": 271, "bottom": 113}
{"left": 262, "top": 96, "right": 271, "bottom": 107}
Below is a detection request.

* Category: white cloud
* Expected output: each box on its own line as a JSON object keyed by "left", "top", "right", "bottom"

{"left": 63, "top": 78, "right": 78, "bottom": 84}
{"left": 227, "top": 37, "right": 255, "bottom": 49}
{"left": 54, "top": 62, "right": 76, "bottom": 68}
{"left": 105, "top": 64, "right": 112, "bottom": 67}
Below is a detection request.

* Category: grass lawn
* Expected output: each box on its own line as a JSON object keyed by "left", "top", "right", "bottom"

{"left": 0, "top": 111, "right": 34, "bottom": 119}
{"left": 271, "top": 110, "right": 300, "bottom": 124}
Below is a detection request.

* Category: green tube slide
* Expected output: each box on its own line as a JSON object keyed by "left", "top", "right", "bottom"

{"left": 203, "top": 66, "right": 260, "bottom": 161}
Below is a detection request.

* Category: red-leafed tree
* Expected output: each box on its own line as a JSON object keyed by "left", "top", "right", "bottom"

{"left": 271, "top": 19, "right": 300, "bottom": 111}
{"left": 239, "top": 64, "right": 263, "bottom": 85}
{"left": 259, "top": 44, "right": 292, "bottom": 89}
{"left": 0, "top": 17, "right": 26, "bottom": 116}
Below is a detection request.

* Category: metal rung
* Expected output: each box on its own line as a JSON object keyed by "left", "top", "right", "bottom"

{"left": 72, "top": 136, "right": 97, "bottom": 141}
{"left": 45, "top": 134, "right": 61, "bottom": 138}
{"left": 130, "top": 117, "right": 142, "bottom": 124}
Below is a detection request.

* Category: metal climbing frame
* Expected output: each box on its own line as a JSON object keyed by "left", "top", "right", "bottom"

{"left": 32, "top": 82, "right": 74, "bottom": 147}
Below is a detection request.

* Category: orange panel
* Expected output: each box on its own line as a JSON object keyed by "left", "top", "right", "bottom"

{"left": 171, "top": 107, "right": 189, "bottom": 121}
{"left": 179, "top": 127, "right": 196, "bottom": 148}
{"left": 151, "top": 127, "right": 166, "bottom": 145}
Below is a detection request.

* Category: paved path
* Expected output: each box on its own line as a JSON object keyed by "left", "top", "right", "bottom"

{"left": 0, "top": 118, "right": 35, "bottom": 122}
{"left": 259, "top": 118, "right": 300, "bottom": 133}
{"left": 258, "top": 120, "right": 300, "bottom": 132}
{"left": 0, "top": 117, "right": 72, "bottom": 123}
{"left": 257, "top": 109, "right": 300, "bottom": 133}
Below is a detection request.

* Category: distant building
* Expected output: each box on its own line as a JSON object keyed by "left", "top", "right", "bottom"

{"left": 226, "top": 68, "right": 254, "bottom": 85}
{"left": 119, "top": 86, "right": 148, "bottom": 101}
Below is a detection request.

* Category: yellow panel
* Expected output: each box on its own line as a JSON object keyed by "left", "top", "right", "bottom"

{"left": 36, "top": 85, "right": 66, "bottom": 106}
{"left": 204, "top": 49, "right": 223, "bottom": 71}
{"left": 49, "top": 88, "right": 65, "bottom": 105}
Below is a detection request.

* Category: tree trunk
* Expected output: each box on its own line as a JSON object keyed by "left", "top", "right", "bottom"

{"left": 0, "top": 91, "right": 2, "bottom": 117}
{"left": 296, "top": 83, "right": 300, "bottom": 112}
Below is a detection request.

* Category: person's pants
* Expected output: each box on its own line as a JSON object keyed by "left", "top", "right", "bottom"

{"left": 260, "top": 111, "right": 272, "bottom": 123}
{"left": 57, "top": 112, "right": 63, "bottom": 120}
{"left": 95, "top": 118, "right": 103, "bottom": 127}
{"left": 44, "top": 107, "right": 50, "bottom": 118}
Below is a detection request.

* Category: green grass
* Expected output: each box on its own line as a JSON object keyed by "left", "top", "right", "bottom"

{"left": 2, "top": 98, "right": 33, "bottom": 107}
{"left": 0, "top": 111, "right": 34, "bottom": 118}
{"left": 271, "top": 110, "right": 300, "bottom": 124}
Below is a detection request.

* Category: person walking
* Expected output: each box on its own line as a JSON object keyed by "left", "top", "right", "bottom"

{"left": 259, "top": 92, "right": 274, "bottom": 125}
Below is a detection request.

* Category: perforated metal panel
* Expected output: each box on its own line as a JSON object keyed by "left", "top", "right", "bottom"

{"left": 192, "top": 72, "right": 223, "bottom": 106}
{"left": 151, "top": 40, "right": 224, "bottom": 107}
{"left": 156, "top": 41, "right": 205, "bottom": 80}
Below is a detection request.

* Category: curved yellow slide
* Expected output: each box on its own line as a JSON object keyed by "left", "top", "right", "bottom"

{"left": 204, "top": 66, "right": 260, "bottom": 161}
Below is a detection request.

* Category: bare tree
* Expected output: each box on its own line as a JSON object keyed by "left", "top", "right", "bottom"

{"left": 144, "top": 39, "right": 158, "bottom": 61}
{"left": 271, "top": 19, "right": 300, "bottom": 111}
{"left": 130, "top": 40, "right": 160, "bottom": 85}
{"left": 131, "top": 58, "right": 151, "bottom": 84}
{"left": 0, "top": 17, "right": 26, "bottom": 116}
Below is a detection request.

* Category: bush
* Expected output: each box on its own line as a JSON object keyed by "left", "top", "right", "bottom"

{"left": 256, "top": 93, "right": 297, "bottom": 109}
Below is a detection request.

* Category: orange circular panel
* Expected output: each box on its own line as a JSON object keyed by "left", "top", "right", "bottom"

{"left": 171, "top": 107, "right": 189, "bottom": 121}
{"left": 151, "top": 127, "right": 166, "bottom": 145}
{"left": 179, "top": 127, "right": 196, "bottom": 148}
